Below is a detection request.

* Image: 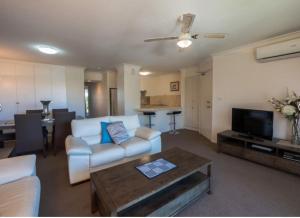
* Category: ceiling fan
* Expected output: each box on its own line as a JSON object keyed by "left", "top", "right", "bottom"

{"left": 144, "top": 13, "right": 226, "bottom": 48}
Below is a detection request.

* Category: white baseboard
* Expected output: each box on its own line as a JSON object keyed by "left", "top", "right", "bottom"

{"left": 184, "top": 126, "right": 199, "bottom": 132}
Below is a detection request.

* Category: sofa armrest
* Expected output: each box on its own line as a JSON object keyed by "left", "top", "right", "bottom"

{"left": 65, "top": 135, "right": 92, "bottom": 155}
{"left": 0, "top": 155, "right": 36, "bottom": 185}
{"left": 135, "top": 127, "right": 161, "bottom": 140}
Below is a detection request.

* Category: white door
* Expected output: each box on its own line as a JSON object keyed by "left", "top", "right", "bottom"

{"left": 0, "top": 62, "right": 17, "bottom": 120}
{"left": 184, "top": 77, "right": 193, "bottom": 127}
{"left": 34, "top": 64, "right": 52, "bottom": 108}
{"left": 184, "top": 75, "right": 200, "bottom": 130}
{"left": 15, "top": 63, "right": 36, "bottom": 113}
{"left": 199, "top": 71, "right": 212, "bottom": 140}
{"left": 191, "top": 75, "right": 200, "bottom": 129}
{"left": 51, "top": 66, "right": 67, "bottom": 109}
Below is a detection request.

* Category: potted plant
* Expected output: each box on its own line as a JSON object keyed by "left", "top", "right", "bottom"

{"left": 269, "top": 91, "right": 300, "bottom": 145}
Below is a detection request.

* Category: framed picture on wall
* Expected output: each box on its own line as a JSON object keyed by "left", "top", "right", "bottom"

{"left": 170, "top": 81, "right": 180, "bottom": 91}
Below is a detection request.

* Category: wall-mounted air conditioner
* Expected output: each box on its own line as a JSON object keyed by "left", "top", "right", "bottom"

{"left": 256, "top": 38, "right": 300, "bottom": 62}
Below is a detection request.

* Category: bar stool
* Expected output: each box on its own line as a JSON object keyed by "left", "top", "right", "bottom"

{"left": 167, "top": 111, "right": 182, "bottom": 135}
{"left": 143, "top": 111, "right": 156, "bottom": 128}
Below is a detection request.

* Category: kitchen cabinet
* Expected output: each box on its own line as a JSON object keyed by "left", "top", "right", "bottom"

{"left": 34, "top": 64, "right": 52, "bottom": 106}
{"left": 0, "top": 61, "right": 67, "bottom": 120}
{"left": 51, "top": 66, "right": 67, "bottom": 109}
{"left": 15, "top": 63, "right": 36, "bottom": 113}
{"left": 0, "top": 62, "right": 17, "bottom": 120}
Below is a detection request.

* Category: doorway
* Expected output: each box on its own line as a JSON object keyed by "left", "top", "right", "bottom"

{"left": 84, "top": 82, "right": 107, "bottom": 118}
{"left": 109, "top": 88, "right": 118, "bottom": 116}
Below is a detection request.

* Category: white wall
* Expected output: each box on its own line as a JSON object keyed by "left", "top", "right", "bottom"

{"left": 140, "top": 72, "right": 181, "bottom": 96}
{"left": 107, "top": 70, "right": 117, "bottom": 88}
{"left": 84, "top": 70, "right": 103, "bottom": 82}
{"left": 116, "top": 65, "right": 125, "bottom": 115}
{"left": 211, "top": 32, "right": 300, "bottom": 142}
{"left": 117, "top": 64, "right": 141, "bottom": 115}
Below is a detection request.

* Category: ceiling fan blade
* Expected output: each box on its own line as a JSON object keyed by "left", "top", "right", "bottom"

{"left": 181, "top": 13, "right": 196, "bottom": 33}
{"left": 144, "top": 36, "right": 178, "bottom": 42}
{"left": 204, "top": 33, "right": 226, "bottom": 39}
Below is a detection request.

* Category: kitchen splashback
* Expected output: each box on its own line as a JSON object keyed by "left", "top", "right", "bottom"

{"left": 149, "top": 95, "right": 181, "bottom": 107}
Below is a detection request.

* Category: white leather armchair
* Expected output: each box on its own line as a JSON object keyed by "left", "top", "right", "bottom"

{"left": 65, "top": 115, "right": 162, "bottom": 184}
{"left": 0, "top": 155, "right": 41, "bottom": 217}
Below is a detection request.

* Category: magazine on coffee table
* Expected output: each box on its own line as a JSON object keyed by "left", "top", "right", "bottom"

{"left": 136, "top": 158, "right": 176, "bottom": 179}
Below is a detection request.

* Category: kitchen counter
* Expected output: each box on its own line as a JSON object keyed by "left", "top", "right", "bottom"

{"left": 136, "top": 106, "right": 183, "bottom": 133}
{"left": 137, "top": 106, "right": 182, "bottom": 112}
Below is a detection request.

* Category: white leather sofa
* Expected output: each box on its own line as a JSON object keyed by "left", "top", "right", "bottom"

{"left": 0, "top": 155, "right": 40, "bottom": 217}
{"left": 65, "top": 115, "right": 161, "bottom": 184}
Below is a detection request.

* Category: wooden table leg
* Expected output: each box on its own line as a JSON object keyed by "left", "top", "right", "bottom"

{"left": 91, "top": 181, "right": 98, "bottom": 214}
{"left": 207, "top": 164, "right": 212, "bottom": 195}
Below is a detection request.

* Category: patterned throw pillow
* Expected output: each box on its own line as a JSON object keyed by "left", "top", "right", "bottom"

{"left": 107, "top": 121, "right": 130, "bottom": 144}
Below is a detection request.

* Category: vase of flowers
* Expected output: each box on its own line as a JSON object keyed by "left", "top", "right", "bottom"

{"left": 269, "top": 91, "right": 300, "bottom": 145}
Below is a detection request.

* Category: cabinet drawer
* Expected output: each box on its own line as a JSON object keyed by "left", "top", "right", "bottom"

{"left": 244, "top": 149, "right": 275, "bottom": 166}
{"left": 220, "top": 143, "right": 244, "bottom": 157}
{"left": 274, "top": 158, "right": 300, "bottom": 175}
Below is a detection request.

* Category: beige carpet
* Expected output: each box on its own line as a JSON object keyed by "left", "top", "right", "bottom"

{"left": 36, "top": 130, "right": 300, "bottom": 216}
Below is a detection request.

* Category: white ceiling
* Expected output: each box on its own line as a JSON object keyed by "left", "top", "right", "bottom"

{"left": 0, "top": 0, "right": 300, "bottom": 71}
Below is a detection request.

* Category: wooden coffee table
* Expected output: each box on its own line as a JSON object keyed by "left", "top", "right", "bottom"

{"left": 91, "top": 147, "right": 212, "bottom": 216}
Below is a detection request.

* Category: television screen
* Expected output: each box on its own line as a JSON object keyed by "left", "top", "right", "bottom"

{"left": 232, "top": 108, "right": 273, "bottom": 140}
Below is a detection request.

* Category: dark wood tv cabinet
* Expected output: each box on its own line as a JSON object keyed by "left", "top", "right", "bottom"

{"left": 217, "top": 130, "right": 300, "bottom": 176}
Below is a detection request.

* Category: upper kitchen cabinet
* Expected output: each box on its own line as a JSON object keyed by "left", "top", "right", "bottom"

{"left": 51, "top": 65, "right": 67, "bottom": 109}
{"left": 34, "top": 64, "right": 67, "bottom": 109}
{"left": 0, "top": 60, "right": 69, "bottom": 120}
{"left": 34, "top": 64, "right": 52, "bottom": 107}
{"left": 0, "top": 61, "right": 17, "bottom": 120}
{"left": 15, "top": 63, "right": 35, "bottom": 113}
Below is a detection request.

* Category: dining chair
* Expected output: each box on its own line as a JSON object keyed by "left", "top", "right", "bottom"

{"left": 12, "top": 114, "right": 46, "bottom": 157}
{"left": 52, "top": 108, "right": 68, "bottom": 118}
{"left": 26, "top": 109, "right": 49, "bottom": 149}
{"left": 52, "top": 111, "right": 75, "bottom": 155}
{"left": 26, "top": 109, "right": 43, "bottom": 116}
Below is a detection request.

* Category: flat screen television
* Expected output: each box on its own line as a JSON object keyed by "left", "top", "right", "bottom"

{"left": 232, "top": 108, "right": 274, "bottom": 140}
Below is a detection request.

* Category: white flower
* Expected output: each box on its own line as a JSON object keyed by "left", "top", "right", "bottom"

{"left": 281, "top": 105, "right": 296, "bottom": 116}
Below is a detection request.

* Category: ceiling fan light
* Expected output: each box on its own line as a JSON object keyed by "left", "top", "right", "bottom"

{"left": 177, "top": 39, "right": 192, "bottom": 48}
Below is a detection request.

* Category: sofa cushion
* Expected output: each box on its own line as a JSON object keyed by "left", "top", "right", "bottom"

{"left": 109, "top": 115, "right": 140, "bottom": 137}
{"left": 0, "top": 176, "right": 40, "bottom": 217}
{"left": 135, "top": 127, "right": 161, "bottom": 140}
{"left": 71, "top": 116, "right": 110, "bottom": 138}
{"left": 90, "top": 144, "right": 125, "bottom": 167}
{"left": 65, "top": 136, "right": 92, "bottom": 155}
{"left": 120, "top": 137, "right": 151, "bottom": 157}
{"left": 0, "top": 155, "right": 36, "bottom": 186}
{"left": 81, "top": 135, "right": 101, "bottom": 145}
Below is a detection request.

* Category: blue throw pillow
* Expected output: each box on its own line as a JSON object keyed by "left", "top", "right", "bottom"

{"left": 100, "top": 122, "right": 113, "bottom": 144}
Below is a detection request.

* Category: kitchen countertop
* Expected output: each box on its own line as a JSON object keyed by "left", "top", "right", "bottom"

{"left": 137, "top": 106, "right": 182, "bottom": 112}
